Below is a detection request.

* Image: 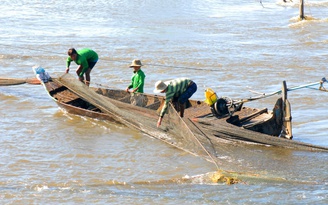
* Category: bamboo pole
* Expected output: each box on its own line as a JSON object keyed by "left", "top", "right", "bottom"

{"left": 233, "top": 80, "right": 325, "bottom": 105}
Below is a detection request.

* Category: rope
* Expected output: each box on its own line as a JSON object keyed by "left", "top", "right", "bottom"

{"left": 188, "top": 118, "right": 221, "bottom": 170}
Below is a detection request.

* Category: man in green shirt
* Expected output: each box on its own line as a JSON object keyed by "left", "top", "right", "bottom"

{"left": 125, "top": 59, "right": 146, "bottom": 93}
{"left": 153, "top": 78, "right": 197, "bottom": 127}
{"left": 65, "top": 48, "right": 98, "bottom": 86}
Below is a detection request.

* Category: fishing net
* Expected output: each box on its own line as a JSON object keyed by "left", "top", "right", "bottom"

{"left": 54, "top": 73, "right": 219, "bottom": 165}
{"left": 52, "top": 73, "right": 328, "bottom": 185}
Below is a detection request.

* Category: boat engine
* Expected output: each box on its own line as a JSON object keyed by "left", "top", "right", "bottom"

{"left": 211, "top": 97, "right": 243, "bottom": 117}
{"left": 204, "top": 88, "right": 243, "bottom": 117}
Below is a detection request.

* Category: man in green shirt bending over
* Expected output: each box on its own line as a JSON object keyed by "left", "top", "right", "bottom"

{"left": 153, "top": 78, "right": 197, "bottom": 127}
{"left": 65, "top": 48, "right": 98, "bottom": 86}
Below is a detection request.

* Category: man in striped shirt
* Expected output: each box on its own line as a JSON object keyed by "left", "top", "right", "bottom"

{"left": 153, "top": 78, "right": 197, "bottom": 127}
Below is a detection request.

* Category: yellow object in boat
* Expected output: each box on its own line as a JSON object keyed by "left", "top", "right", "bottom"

{"left": 204, "top": 88, "right": 218, "bottom": 106}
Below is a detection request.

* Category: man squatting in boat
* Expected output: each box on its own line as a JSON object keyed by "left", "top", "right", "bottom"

{"left": 65, "top": 48, "right": 98, "bottom": 86}
{"left": 153, "top": 78, "right": 197, "bottom": 127}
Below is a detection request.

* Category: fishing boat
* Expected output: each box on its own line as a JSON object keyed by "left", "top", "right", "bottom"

{"left": 35, "top": 70, "right": 328, "bottom": 153}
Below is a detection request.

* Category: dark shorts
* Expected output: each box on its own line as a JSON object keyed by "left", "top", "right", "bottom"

{"left": 178, "top": 82, "right": 197, "bottom": 104}
{"left": 88, "top": 59, "right": 98, "bottom": 69}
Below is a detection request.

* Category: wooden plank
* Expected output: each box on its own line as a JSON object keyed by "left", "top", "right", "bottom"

{"left": 0, "top": 78, "right": 26, "bottom": 86}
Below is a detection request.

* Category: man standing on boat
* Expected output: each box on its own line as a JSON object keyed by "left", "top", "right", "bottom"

{"left": 153, "top": 78, "right": 197, "bottom": 127}
{"left": 125, "top": 59, "right": 146, "bottom": 93}
{"left": 65, "top": 48, "right": 98, "bottom": 86}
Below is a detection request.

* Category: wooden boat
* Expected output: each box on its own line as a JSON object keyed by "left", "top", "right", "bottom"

{"left": 42, "top": 76, "right": 286, "bottom": 135}
{"left": 37, "top": 72, "right": 328, "bottom": 153}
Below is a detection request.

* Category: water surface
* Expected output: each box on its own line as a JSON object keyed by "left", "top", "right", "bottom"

{"left": 1, "top": 0, "right": 328, "bottom": 204}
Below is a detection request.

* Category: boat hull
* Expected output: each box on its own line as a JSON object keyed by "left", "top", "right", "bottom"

{"left": 38, "top": 76, "right": 328, "bottom": 152}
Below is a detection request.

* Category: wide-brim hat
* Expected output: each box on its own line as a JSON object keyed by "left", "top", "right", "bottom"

{"left": 129, "top": 59, "right": 143, "bottom": 67}
{"left": 153, "top": 80, "right": 168, "bottom": 93}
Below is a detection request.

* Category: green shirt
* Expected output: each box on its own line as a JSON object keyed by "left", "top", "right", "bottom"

{"left": 128, "top": 69, "right": 146, "bottom": 93}
{"left": 160, "top": 78, "right": 191, "bottom": 117}
{"left": 66, "top": 48, "right": 98, "bottom": 77}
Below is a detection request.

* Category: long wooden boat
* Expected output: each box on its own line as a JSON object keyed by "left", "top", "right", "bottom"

{"left": 37, "top": 73, "right": 328, "bottom": 153}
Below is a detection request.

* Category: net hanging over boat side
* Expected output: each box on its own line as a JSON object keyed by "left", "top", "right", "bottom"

{"left": 54, "top": 74, "right": 138, "bottom": 126}
{"left": 54, "top": 73, "right": 219, "bottom": 165}
{"left": 166, "top": 104, "right": 221, "bottom": 167}
{"left": 51, "top": 74, "right": 328, "bottom": 184}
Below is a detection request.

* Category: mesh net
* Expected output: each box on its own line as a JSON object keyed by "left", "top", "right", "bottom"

{"left": 51, "top": 73, "right": 328, "bottom": 184}
{"left": 54, "top": 73, "right": 218, "bottom": 165}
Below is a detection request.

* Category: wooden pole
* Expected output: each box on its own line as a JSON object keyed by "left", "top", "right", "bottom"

{"left": 300, "top": 0, "right": 305, "bottom": 20}
{"left": 281, "top": 81, "right": 293, "bottom": 139}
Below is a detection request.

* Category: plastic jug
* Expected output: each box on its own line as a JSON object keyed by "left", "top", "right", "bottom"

{"left": 204, "top": 88, "right": 218, "bottom": 106}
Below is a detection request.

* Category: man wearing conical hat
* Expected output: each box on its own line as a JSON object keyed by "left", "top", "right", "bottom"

{"left": 125, "top": 59, "right": 146, "bottom": 93}
{"left": 153, "top": 78, "right": 197, "bottom": 127}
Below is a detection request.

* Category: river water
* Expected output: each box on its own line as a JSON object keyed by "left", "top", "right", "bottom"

{"left": 1, "top": 0, "right": 328, "bottom": 204}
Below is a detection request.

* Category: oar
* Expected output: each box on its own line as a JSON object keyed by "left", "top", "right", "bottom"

{"left": 0, "top": 77, "right": 41, "bottom": 86}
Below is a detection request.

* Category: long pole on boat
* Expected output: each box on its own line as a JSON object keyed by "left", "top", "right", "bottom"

{"left": 234, "top": 78, "right": 326, "bottom": 104}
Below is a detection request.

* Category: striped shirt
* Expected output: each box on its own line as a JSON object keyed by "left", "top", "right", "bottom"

{"left": 160, "top": 78, "right": 192, "bottom": 117}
